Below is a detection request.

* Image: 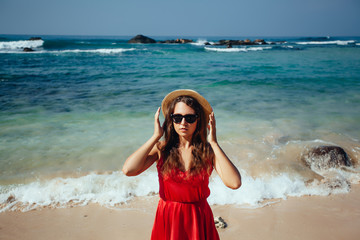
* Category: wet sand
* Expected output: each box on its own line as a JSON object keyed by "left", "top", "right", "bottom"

{"left": 1, "top": 185, "right": 360, "bottom": 240}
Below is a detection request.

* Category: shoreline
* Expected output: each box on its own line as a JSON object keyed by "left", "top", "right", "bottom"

{"left": 1, "top": 185, "right": 360, "bottom": 240}
{"left": 213, "top": 185, "right": 360, "bottom": 240}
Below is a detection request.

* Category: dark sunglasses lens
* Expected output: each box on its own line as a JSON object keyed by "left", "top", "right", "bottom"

{"left": 171, "top": 114, "right": 197, "bottom": 124}
{"left": 185, "top": 115, "right": 197, "bottom": 123}
{"left": 172, "top": 115, "right": 183, "bottom": 123}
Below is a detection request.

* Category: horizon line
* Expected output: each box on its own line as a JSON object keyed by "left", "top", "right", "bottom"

{"left": 1, "top": 33, "right": 360, "bottom": 38}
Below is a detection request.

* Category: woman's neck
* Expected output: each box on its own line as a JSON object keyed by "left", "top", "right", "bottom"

{"left": 178, "top": 136, "right": 192, "bottom": 149}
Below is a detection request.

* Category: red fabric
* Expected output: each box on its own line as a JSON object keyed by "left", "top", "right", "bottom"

{"left": 151, "top": 158, "right": 220, "bottom": 240}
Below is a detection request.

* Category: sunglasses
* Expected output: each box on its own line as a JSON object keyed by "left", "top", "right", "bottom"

{"left": 171, "top": 114, "right": 198, "bottom": 124}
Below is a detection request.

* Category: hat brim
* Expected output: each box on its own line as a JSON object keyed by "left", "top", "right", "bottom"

{"left": 161, "top": 89, "right": 212, "bottom": 122}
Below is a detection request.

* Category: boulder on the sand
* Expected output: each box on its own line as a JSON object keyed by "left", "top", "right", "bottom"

{"left": 301, "top": 146, "right": 352, "bottom": 171}
{"left": 23, "top": 47, "right": 34, "bottom": 52}
{"left": 128, "top": 34, "right": 156, "bottom": 43}
{"left": 214, "top": 216, "right": 227, "bottom": 229}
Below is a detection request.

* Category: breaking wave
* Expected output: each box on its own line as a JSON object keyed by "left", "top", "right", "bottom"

{"left": 296, "top": 40, "right": 356, "bottom": 45}
{"left": 0, "top": 48, "right": 137, "bottom": 54}
{"left": 0, "top": 171, "right": 158, "bottom": 212}
{"left": 53, "top": 48, "right": 137, "bottom": 54}
{"left": 0, "top": 39, "right": 44, "bottom": 50}
{"left": 204, "top": 46, "right": 272, "bottom": 52}
{"left": 1, "top": 164, "right": 359, "bottom": 212}
{"left": 190, "top": 39, "right": 215, "bottom": 46}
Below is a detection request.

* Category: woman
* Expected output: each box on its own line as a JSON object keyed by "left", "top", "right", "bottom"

{"left": 122, "top": 89, "right": 241, "bottom": 240}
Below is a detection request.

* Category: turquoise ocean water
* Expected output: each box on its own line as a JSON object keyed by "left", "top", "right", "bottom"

{"left": 0, "top": 35, "right": 360, "bottom": 211}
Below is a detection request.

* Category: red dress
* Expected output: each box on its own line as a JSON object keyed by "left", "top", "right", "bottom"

{"left": 151, "top": 158, "right": 220, "bottom": 240}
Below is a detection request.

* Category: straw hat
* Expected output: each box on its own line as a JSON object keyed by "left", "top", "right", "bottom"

{"left": 161, "top": 89, "right": 212, "bottom": 122}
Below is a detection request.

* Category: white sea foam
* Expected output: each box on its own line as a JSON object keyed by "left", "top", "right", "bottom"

{"left": 0, "top": 171, "right": 158, "bottom": 212}
{"left": 0, "top": 48, "right": 136, "bottom": 54}
{"left": 208, "top": 171, "right": 354, "bottom": 206}
{"left": 190, "top": 39, "right": 215, "bottom": 46}
{"left": 58, "top": 48, "right": 136, "bottom": 54}
{"left": 204, "top": 46, "right": 272, "bottom": 52}
{"left": 296, "top": 40, "right": 355, "bottom": 45}
{"left": 1, "top": 165, "right": 358, "bottom": 212}
{"left": 0, "top": 40, "right": 44, "bottom": 50}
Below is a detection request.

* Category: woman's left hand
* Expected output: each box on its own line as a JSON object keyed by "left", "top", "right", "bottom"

{"left": 208, "top": 111, "right": 242, "bottom": 190}
{"left": 208, "top": 112, "right": 217, "bottom": 144}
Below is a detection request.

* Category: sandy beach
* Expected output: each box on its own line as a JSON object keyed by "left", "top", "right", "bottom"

{"left": 1, "top": 185, "right": 359, "bottom": 240}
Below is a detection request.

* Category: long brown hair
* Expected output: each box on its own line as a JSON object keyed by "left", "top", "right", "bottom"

{"left": 159, "top": 95, "right": 214, "bottom": 176}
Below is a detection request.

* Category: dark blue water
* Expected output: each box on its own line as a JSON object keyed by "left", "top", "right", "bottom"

{"left": 0, "top": 35, "right": 360, "bottom": 211}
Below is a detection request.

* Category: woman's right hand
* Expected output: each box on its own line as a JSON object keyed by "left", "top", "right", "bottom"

{"left": 123, "top": 107, "right": 163, "bottom": 176}
{"left": 153, "top": 107, "right": 164, "bottom": 140}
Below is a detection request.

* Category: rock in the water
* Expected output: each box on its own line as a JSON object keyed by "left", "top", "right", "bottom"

{"left": 214, "top": 216, "right": 227, "bottom": 229}
{"left": 301, "top": 146, "right": 352, "bottom": 171}
{"left": 254, "top": 39, "right": 266, "bottom": 44}
{"left": 244, "top": 39, "right": 252, "bottom": 44}
{"left": 23, "top": 47, "right": 34, "bottom": 52}
{"left": 29, "top": 37, "right": 42, "bottom": 41}
{"left": 214, "top": 39, "right": 267, "bottom": 46}
{"left": 158, "top": 38, "right": 193, "bottom": 44}
{"left": 7, "top": 195, "right": 16, "bottom": 203}
{"left": 128, "top": 34, "right": 156, "bottom": 44}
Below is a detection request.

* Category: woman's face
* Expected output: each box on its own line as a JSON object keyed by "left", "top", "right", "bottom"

{"left": 172, "top": 102, "right": 198, "bottom": 139}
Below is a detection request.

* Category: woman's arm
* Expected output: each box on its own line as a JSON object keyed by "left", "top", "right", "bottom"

{"left": 122, "top": 107, "right": 164, "bottom": 176}
{"left": 208, "top": 112, "right": 242, "bottom": 189}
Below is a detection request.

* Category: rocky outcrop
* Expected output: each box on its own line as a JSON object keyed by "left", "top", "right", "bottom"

{"left": 214, "top": 39, "right": 267, "bottom": 46}
{"left": 254, "top": 39, "right": 266, "bottom": 44}
{"left": 158, "top": 38, "right": 193, "bottom": 44}
{"left": 29, "top": 37, "right": 42, "bottom": 41}
{"left": 127, "top": 35, "right": 269, "bottom": 45}
{"left": 128, "top": 34, "right": 156, "bottom": 44}
{"left": 301, "top": 146, "right": 352, "bottom": 171}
